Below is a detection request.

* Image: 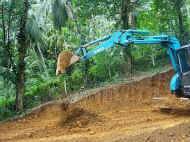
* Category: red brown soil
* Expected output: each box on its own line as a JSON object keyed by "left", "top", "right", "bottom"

{"left": 1, "top": 69, "right": 190, "bottom": 142}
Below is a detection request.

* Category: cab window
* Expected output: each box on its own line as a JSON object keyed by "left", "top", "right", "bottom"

{"left": 177, "top": 48, "right": 190, "bottom": 73}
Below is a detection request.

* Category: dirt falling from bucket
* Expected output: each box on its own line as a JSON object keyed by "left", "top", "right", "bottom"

{"left": 56, "top": 51, "right": 74, "bottom": 75}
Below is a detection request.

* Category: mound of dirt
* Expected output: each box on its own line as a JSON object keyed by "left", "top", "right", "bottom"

{"left": 60, "top": 108, "right": 100, "bottom": 128}
{"left": 12, "top": 100, "right": 101, "bottom": 129}
{"left": 21, "top": 101, "right": 69, "bottom": 121}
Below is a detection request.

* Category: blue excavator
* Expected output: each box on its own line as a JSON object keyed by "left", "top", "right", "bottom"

{"left": 56, "top": 29, "right": 190, "bottom": 98}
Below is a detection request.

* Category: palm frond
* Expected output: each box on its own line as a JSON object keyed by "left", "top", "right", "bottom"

{"left": 26, "top": 15, "right": 43, "bottom": 42}
{"left": 52, "top": 0, "right": 68, "bottom": 30}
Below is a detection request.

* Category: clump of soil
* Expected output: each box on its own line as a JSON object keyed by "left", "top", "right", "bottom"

{"left": 60, "top": 108, "right": 99, "bottom": 128}
{"left": 56, "top": 51, "right": 73, "bottom": 75}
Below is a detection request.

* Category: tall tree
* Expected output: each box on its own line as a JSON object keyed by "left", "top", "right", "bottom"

{"left": 174, "top": 0, "right": 189, "bottom": 44}
{"left": 16, "top": 0, "right": 29, "bottom": 111}
{"left": 121, "top": 0, "right": 136, "bottom": 77}
{"left": 121, "top": 0, "right": 131, "bottom": 29}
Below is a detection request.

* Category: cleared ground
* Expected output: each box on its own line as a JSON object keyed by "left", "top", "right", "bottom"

{"left": 1, "top": 70, "right": 190, "bottom": 142}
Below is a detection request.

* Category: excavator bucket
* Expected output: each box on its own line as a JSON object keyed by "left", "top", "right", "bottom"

{"left": 56, "top": 51, "right": 80, "bottom": 75}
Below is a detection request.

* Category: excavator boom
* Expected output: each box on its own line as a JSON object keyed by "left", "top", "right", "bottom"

{"left": 56, "top": 29, "right": 190, "bottom": 98}
{"left": 56, "top": 29, "right": 179, "bottom": 73}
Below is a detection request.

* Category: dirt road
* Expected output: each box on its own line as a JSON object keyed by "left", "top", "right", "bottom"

{"left": 1, "top": 70, "right": 190, "bottom": 142}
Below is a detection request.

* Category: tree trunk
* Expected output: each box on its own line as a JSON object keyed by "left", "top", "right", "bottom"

{"left": 176, "top": 3, "right": 184, "bottom": 44}
{"left": 121, "top": 0, "right": 134, "bottom": 78}
{"left": 121, "top": 0, "right": 130, "bottom": 29}
{"left": 64, "top": 0, "right": 88, "bottom": 88}
{"left": 1, "top": 2, "right": 16, "bottom": 84}
{"left": 177, "top": 8, "right": 187, "bottom": 44}
{"left": 83, "top": 60, "right": 90, "bottom": 88}
{"left": 174, "top": 0, "right": 188, "bottom": 44}
{"left": 66, "top": 0, "right": 90, "bottom": 87}
{"left": 37, "top": 43, "right": 49, "bottom": 77}
{"left": 1, "top": 4, "right": 6, "bottom": 48}
{"left": 64, "top": 79, "right": 68, "bottom": 95}
{"left": 16, "top": 0, "right": 29, "bottom": 111}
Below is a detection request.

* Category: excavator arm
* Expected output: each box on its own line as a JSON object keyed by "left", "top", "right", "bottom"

{"left": 57, "top": 29, "right": 190, "bottom": 98}
{"left": 75, "top": 30, "right": 151, "bottom": 60}
{"left": 56, "top": 29, "right": 181, "bottom": 75}
{"left": 56, "top": 29, "right": 185, "bottom": 96}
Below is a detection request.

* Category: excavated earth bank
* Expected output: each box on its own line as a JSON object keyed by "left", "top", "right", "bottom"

{"left": 1, "top": 69, "right": 190, "bottom": 142}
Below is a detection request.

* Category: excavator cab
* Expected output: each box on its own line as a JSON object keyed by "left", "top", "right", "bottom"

{"left": 177, "top": 45, "right": 190, "bottom": 97}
